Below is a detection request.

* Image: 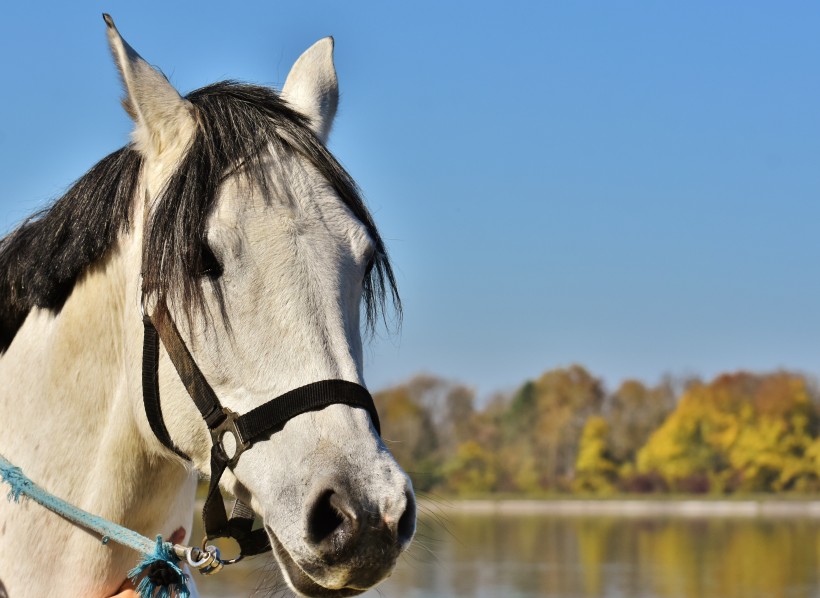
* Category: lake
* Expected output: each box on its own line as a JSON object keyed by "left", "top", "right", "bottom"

{"left": 194, "top": 501, "right": 820, "bottom": 598}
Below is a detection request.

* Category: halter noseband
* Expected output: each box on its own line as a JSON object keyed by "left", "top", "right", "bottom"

{"left": 141, "top": 300, "right": 381, "bottom": 568}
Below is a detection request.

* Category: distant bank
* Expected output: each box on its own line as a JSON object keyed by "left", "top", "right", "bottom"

{"left": 422, "top": 498, "right": 820, "bottom": 518}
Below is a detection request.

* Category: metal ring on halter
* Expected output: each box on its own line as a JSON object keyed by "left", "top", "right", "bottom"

{"left": 185, "top": 545, "right": 216, "bottom": 569}
{"left": 197, "top": 543, "right": 225, "bottom": 576}
{"left": 202, "top": 535, "right": 244, "bottom": 566}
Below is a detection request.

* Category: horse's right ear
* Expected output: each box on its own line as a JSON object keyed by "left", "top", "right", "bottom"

{"left": 103, "top": 14, "right": 195, "bottom": 161}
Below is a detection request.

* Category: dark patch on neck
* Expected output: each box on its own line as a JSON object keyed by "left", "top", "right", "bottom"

{"left": 0, "top": 148, "right": 141, "bottom": 352}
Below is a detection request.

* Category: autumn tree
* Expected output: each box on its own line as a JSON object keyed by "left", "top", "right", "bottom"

{"left": 378, "top": 368, "right": 820, "bottom": 496}
{"left": 503, "top": 365, "right": 605, "bottom": 491}
{"left": 374, "top": 381, "right": 439, "bottom": 490}
{"left": 441, "top": 440, "right": 498, "bottom": 495}
{"left": 727, "top": 373, "right": 819, "bottom": 491}
{"left": 606, "top": 378, "right": 676, "bottom": 465}
{"left": 375, "top": 375, "right": 479, "bottom": 491}
{"left": 637, "top": 372, "right": 820, "bottom": 492}
{"left": 574, "top": 416, "right": 618, "bottom": 493}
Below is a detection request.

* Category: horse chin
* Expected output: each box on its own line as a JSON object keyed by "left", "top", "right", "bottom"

{"left": 267, "top": 528, "right": 368, "bottom": 598}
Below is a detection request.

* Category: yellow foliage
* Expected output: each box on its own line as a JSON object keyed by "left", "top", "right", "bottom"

{"left": 378, "top": 370, "right": 820, "bottom": 496}
{"left": 442, "top": 440, "right": 498, "bottom": 496}
{"left": 637, "top": 372, "right": 820, "bottom": 492}
{"left": 574, "top": 416, "right": 617, "bottom": 493}
{"left": 511, "top": 454, "right": 541, "bottom": 494}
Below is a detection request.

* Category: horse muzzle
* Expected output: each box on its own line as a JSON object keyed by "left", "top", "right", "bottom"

{"left": 267, "top": 475, "right": 416, "bottom": 596}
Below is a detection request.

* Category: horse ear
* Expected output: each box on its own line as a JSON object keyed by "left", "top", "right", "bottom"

{"left": 103, "top": 14, "right": 195, "bottom": 160}
{"left": 281, "top": 37, "right": 339, "bottom": 144}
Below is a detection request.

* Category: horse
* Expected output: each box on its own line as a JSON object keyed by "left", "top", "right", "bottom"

{"left": 0, "top": 15, "right": 415, "bottom": 597}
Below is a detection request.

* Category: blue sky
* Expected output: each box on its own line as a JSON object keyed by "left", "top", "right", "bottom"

{"left": 1, "top": 2, "right": 819, "bottom": 398}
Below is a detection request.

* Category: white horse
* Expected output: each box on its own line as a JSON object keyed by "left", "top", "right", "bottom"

{"left": 0, "top": 16, "right": 414, "bottom": 598}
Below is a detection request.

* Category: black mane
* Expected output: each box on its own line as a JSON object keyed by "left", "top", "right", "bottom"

{"left": 0, "top": 81, "right": 399, "bottom": 352}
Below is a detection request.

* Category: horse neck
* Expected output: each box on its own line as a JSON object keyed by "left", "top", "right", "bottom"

{"left": 0, "top": 232, "right": 194, "bottom": 544}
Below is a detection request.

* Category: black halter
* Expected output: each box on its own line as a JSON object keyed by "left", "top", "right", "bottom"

{"left": 141, "top": 300, "right": 381, "bottom": 562}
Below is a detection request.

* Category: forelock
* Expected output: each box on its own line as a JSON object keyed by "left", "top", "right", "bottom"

{"left": 141, "top": 81, "right": 400, "bottom": 332}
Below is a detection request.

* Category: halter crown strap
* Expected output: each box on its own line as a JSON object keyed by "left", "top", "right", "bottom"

{"left": 141, "top": 300, "right": 381, "bottom": 560}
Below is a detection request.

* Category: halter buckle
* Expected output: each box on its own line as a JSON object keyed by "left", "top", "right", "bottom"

{"left": 184, "top": 543, "right": 224, "bottom": 575}
{"left": 201, "top": 535, "right": 244, "bottom": 568}
{"left": 209, "top": 408, "right": 251, "bottom": 469}
{"left": 194, "top": 542, "right": 227, "bottom": 575}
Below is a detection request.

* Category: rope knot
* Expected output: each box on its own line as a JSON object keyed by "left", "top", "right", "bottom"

{"left": 128, "top": 536, "right": 190, "bottom": 598}
{"left": 0, "top": 462, "right": 32, "bottom": 503}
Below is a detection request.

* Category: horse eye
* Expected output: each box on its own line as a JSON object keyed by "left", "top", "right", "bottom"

{"left": 200, "top": 243, "right": 224, "bottom": 278}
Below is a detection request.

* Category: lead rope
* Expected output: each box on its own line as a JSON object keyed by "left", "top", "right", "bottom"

{"left": 0, "top": 454, "right": 226, "bottom": 598}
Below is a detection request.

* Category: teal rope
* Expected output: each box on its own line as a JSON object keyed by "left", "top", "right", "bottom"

{"left": 0, "top": 454, "right": 190, "bottom": 597}
{"left": 0, "top": 455, "right": 155, "bottom": 553}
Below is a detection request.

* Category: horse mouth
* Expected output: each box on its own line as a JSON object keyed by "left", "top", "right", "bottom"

{"left": 266, "top": 527, "right": 369, "bottom": 597}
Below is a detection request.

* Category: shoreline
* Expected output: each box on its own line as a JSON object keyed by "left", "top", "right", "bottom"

{"left": 420, "top": 498, "right": 820, "bottom": 518}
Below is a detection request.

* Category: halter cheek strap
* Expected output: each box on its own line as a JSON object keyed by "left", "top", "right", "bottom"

{"left": 142, "top": 301, "right": 381, "bottom": 563}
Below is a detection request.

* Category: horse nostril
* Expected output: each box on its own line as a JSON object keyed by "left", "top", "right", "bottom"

{"left": 307, "top": 490, "right": 344, "bottom": 545}
{"left": 396, "top": 490, "right": 416, "bottom": 546}
{"left": 306, "top": 483, "right": 415, "bottom": 563}
{"left": 307, "top": 489, "right": 358, "bottom": 553}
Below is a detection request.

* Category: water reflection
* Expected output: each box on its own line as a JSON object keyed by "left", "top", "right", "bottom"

{"left": 195, "top": 507, "right": 820, "bottom": 598}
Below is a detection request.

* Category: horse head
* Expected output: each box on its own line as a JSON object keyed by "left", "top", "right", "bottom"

{"left": 106, "top": 17, "right": 415, "bottom": 596}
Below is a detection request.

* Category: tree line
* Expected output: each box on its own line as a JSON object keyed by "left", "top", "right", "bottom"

{"left": 373, "top": 367, "right": 820, "bottom": 495}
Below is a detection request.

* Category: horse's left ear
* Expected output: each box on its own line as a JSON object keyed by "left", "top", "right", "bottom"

{"left": 281, "top": 37, "right": 339, "bottom": 144}
{"left": 103, "top": 14, "right": 195, "bottom": 160}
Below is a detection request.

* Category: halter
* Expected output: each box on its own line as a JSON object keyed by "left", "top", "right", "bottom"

{"left": 142, "top": 300, "right": 381, "bottom": 571}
